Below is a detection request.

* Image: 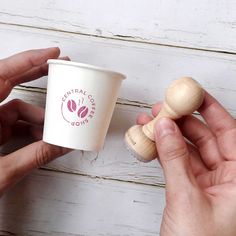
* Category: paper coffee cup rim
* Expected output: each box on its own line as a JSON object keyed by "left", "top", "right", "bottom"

{"left": 48, "top": 59, "right": 126, "bottom": 79}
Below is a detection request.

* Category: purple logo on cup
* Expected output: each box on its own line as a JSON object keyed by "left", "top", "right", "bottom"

{"left": 77, "top": 106, "right": 89, "bottom": 118}
{"left": 61, "top": 89, "right": 96, "bottom": 127}
{"left": 67, "top": 99, "right": 77, "bottom": 112}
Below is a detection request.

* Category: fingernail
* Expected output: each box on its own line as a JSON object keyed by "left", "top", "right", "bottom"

{"left": 43, "top": 47, "right": 60, "bottom": 52}
{"left": 59, "top": 56, "right": 71, "bottom": 61}
{"left": 155, "top": 118, "right": 175, "bottom": 138}
{"left": 49, "top": 46, "right": 59, "bottom": 50}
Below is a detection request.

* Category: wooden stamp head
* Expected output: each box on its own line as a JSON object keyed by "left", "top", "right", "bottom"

{"left": 163, "top": 77, "right": 204, "bottom": 118}
{"left": 125, "top": 77, "right": 204, "bottom": 162}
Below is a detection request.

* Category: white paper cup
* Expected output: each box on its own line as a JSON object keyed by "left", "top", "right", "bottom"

{"left": 43, "top": 59, "right": 126, "bottom": 151}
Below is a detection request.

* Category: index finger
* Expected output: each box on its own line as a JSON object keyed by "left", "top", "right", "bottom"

{"left": 198, "top": 91, "right": 236, "bottom": 136}
{"left": 0, "top": 47, "right": 60, "bottom": 80}
{"left": 0, "top": 47, "right": 60, "bottom": 100}
{"left": 0, "top": 141, "right": 70, "bottom": 195}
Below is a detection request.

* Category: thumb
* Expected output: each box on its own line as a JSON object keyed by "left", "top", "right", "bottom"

{"left": 0, "top": 141, "right": 71, "bottom": 193}
{"left": 155, "top": 118, "right": 195, "bottom": 192}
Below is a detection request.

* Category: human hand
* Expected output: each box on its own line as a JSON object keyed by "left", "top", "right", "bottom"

{"left": 137, "top": 92, "right": 236, "bottom": 236}
{"left": 0, "top": 47, "right": 71, "bottom": 196}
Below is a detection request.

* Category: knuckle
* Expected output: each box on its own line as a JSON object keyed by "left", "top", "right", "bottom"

{"left": 27, "top": 54, "right": 38, "bottom": 67}
{"left": 218, "top": 162, "right": 236, "bottom": 183}
{"left": 195, "top": 132, "right": 216, "bottom": 149}
{"left": 35, "top": 144, "right": 52, "bottom": 167}
{"left": 38, "top": 64, "right": 48, "bottom": 76}
{"left": 7, "top": 99, "right": 25, "bottom": 114}
{"left": 9, "top": 98, "right": 23, "bottom": 107}
{"left": 164, "top": 145, "right": 188, "bottom": 162}
{"left": 35, "top": 143, "right": 66, "bottom": 167}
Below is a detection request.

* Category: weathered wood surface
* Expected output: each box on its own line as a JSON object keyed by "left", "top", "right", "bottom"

{"left": 0, "top": 169, "right": 165, "bottom": 236}
{"left": 1, "top": 0, "right": 236, "bottom": 52}
{"left": 1, "top": 87, "right": 165, "bottom": 187}
{"left": 0, "top": 1, "right": 236, "bottom": 235}
{"left": 0, "top": 24, "right": 236, "bottom": 115}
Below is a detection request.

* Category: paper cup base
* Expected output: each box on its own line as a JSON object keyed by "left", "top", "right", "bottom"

{"left": 43, "top": 136, "right": 103, "bottom": 151}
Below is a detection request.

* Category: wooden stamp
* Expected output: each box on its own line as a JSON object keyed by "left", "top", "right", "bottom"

{"left": 125, "top": 77, "right": 205, "bottom": 162}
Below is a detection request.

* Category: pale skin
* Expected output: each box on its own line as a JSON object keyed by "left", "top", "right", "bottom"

{"left": 137, "top": 95, "right": 236, "bottom": 236}
{"left": 1, "top": 48, "right": 236, "bottom": 236}
{"left": 0, "top": 47, "right": 71, "bottom": 196}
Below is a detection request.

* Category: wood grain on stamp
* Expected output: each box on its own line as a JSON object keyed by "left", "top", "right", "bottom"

{"left": 125, "top": 77, "right": 204, "bottom": 162}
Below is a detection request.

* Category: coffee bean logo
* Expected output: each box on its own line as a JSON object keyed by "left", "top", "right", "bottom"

{"left": 67, "top": 99, "right": 77, "bottom": 112}
{"left": 61, "top": 89, "right": 96, "bottom": 127}
{"left": 77, "top": 106, "right": 89, "bottom": 118}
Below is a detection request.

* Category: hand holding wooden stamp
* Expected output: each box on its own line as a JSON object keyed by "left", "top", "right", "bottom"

{"left": 125, "top": 77, "right": 205, "bottom": 162}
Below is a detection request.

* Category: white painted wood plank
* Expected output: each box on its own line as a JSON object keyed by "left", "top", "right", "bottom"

{"left": 0, "top": 24, "right": 236, "bottom": 116}
{"left": 0, "top": 87, "right": 223, "bottom": 187}
{"left": 1, "top": 88, "right": 165, "bottom": 186}
{"left": 0, "top": 0, "right": 236, "bottom": 52}
{"left": 0, "top": 169, "right": 165, "bottom": 235}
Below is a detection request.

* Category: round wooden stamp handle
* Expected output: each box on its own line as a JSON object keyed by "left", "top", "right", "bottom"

{"left": 125, "top": 77, "right": 205, "bottom": 162}
{"left": 142, "top": 77, "right": 204, "bottom": 141}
